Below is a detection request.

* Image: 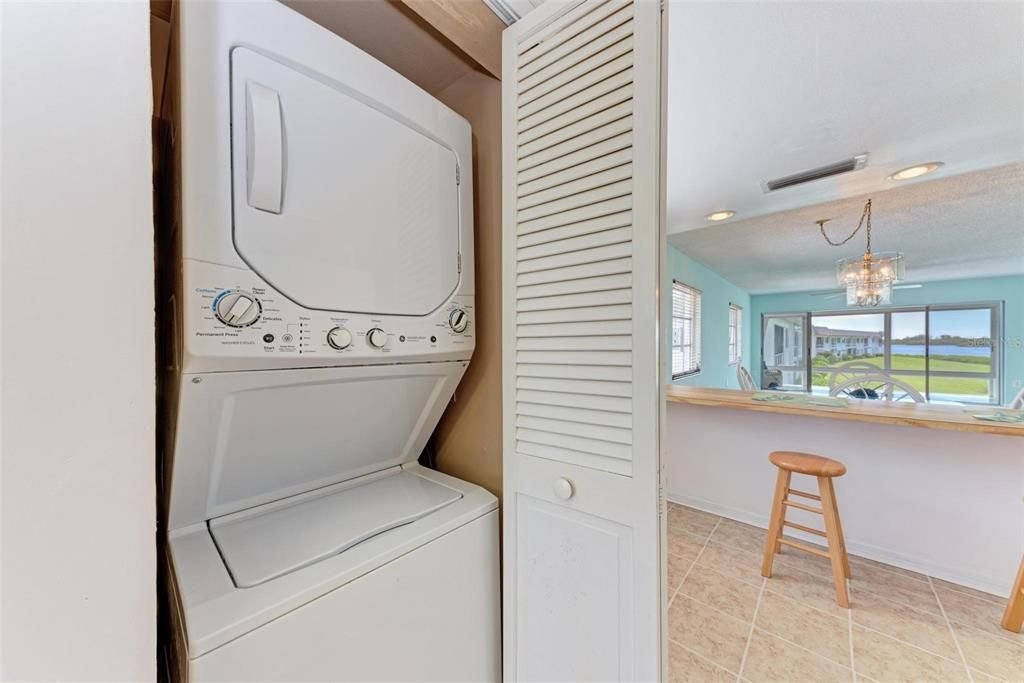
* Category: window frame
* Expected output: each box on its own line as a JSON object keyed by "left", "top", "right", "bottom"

{"left": 762, "top": 302, "right": 1003, "bottom": 404}
{"left": 728, "top": 303, "right": 742, "bottom": 366}
{"left": 671, "top": 281, "right": 702, "bottom": 379}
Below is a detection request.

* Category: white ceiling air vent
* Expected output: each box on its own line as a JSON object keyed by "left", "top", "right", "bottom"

{"left": 761, "top": 153, "right": 868, "bottom": 193}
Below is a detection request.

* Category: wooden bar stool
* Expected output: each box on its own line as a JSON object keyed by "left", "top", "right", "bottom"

{"left": 761, "top": 450, "right": 851, "bottom": 608}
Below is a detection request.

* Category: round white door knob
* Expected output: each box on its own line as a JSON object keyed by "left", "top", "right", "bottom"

{"left": 553, "top": 477, "right": 575, "bottom": 500}
{"left": 366, "top": 327, "right": 387, "bottom": 349}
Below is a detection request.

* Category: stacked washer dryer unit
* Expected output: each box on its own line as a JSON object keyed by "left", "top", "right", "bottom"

{"left": 165, "top": 1, "right": 500, "bottom": 680}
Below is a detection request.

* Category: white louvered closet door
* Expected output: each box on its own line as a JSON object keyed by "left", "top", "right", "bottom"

{"left": 502, "top": 1, "right": 666, "bottom": 681}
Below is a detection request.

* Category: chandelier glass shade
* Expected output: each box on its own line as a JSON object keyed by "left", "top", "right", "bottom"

{"left": 836, "top": 250, "right": 905, "bottom": 307}
{"left": 818, "top": 198, "right": 905, "bottom": 307}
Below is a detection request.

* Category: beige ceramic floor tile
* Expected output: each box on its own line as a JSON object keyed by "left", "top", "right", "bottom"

{"left": 850, "top": 569, "right": 942, "bottom": 616}
{"left": 969, "top": 667, "right": 1012, "bottom": 682}
{"left": 695, "top": 539, "right": 764, "bottom": 588}
{"left": 930, "top": 578, "right": 1004, "bottom": 606}
{"left": 754, "top": 590, "right": 851, "bottom": 666}
{"left": 773, "top": 540, "right": 838, "bottom": 579}
{"left": 849, "top": 554, "right": 931, "bottom": 583}
{"left": 852, "top": 625, "right": 970, "bottom": 683}
{"left": 668, "top": 552, "right": 695, "bottom": 597}
{"left": 668, "top": 526, "right": 709, "bottom": 562}
{"left": 742, "top": 629, "right": 853, "bottom": 683}
{"left": 668, "top": 640, "right": 737, "bottom": 683}
{"left": 849, "top": 585, "right": 960, "bottom": 660}
{"left": 680, "top": 564, "right": 762, "bottom": 622}
{"left": 669, "top": 595, "right": 752, "bottom": 673}
{"left": 764, "top": 561, "right": 850, "bottom": 618}
{"left": 709, "top": 518, "right": 769, "bottom": 556}
{"left": 669, "top": 506, "right": 721, "bottom": 538}
{"left": 951, "top": 623, "right": 1024, "bottom": 681}
{"left": 936, "top": 585, "right": 1024, "bottom": 645}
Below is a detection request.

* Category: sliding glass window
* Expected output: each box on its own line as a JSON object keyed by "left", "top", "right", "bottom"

{"left": 763, "top": 303, "right": 1001, "bottom": 404}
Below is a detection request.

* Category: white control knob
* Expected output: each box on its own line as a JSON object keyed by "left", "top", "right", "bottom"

{"left": 553, "top": 477, "right": 575, "bottom": 501}
{"left": 327, "top": 326, "right": 352, "bottom": 350}
{"left": 366, "top": 328, "right": 387, "bottom": 349}
{"left": 449, "top": 308, "right": 469, "bottom": 333}
{"left": 214, "top": 290, "right": 261, "bottom": 327}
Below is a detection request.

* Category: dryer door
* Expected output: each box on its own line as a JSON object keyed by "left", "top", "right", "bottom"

{"left": 230, "top": 47, "right": 461, "bottom": 316}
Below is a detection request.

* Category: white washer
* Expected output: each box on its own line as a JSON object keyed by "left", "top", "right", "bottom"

{"left": 164, "top": 2, "right": 499, "bottom": 680}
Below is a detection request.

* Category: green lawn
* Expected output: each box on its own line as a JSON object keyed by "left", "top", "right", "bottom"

{"left": 811, "top": 354, "right": 991, "bottom": 397}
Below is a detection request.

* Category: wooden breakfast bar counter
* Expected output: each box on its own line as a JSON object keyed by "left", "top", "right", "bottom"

{"left": 666, "top": 386, "right": 1024, "bottom": 437}
{"left": 665, "top": 385, "right": 1024, "bottom": 597}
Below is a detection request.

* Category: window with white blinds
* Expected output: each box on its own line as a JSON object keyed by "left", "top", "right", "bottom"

{"left": 672, "top": 282, "right": 701, "bottom": 378}
{"left": 728, "top": 303, "right": 742, "bottom": 365}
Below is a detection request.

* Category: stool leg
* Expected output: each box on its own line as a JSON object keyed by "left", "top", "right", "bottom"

{"left": 818, "top": 475, "right": 850, "bottom": 608}
{"left": 761, "top": 469, "right": 790, "bottom": 578}
{"left": 1001, "top": 555, "right": 1024, "bottom": 633}
{"left": 827, "top": 478, "right": 851, "bottom": 578}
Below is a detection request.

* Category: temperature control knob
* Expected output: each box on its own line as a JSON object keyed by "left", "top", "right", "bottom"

{"left": 366, "top": 327, "right": 388, "bottom": 349}
{"left": 327, "top": 326, "right": 352, "bottom": 350}
{"left": 214, "top": 290, "right": 261, "bottom": 327}
{"left": 449, "top": 308, "right": 469, "bottom": 333}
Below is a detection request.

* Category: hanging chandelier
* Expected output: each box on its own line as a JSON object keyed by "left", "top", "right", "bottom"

{"left": 817, "top": 199, "right": 904, "bottom": 307}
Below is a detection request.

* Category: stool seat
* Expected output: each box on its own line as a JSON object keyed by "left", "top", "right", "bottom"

{"left": 769, "top": 451, "right": 847, "bottom": 477}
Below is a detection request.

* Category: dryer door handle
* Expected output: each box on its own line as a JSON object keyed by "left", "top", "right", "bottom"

{"left": 245, "top": 82, "right": 283, "bottom": 214}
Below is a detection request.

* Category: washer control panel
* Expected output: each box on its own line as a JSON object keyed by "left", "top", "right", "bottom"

{"left": 182, "top": 260, "right": 474, "bottom": 372}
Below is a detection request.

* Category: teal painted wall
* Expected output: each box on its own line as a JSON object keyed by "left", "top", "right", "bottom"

{"left": 749, "top": 275, "right": 1024, "bottom": 403}
{"left": 668, "top": 245, "right": 752, "bottom": 388}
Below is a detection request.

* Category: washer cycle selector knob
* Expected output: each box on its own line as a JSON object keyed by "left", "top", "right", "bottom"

{"left": 214, "top": 290, "right": 261, "bottom": 327}
{"left": 366, "top": 328, "right": 387, "bottom": 349}
{"left": 327, "top": 327, "right": 352, "bottom": 350}
{"left": 449, "top": 308, "right": 469, "bottom": 333}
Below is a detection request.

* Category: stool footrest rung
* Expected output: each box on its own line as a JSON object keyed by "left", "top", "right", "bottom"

{"left": 778, "top": 537, "right": 831, "bottom": 559}
{"left": 787, "top": 489, "right": 821, "bottom": 501}
{"left": 783, "top": 520, "right": 827, "bottom": 538}
{"left": 782, "top": 499, "right": 824, "bottom": 514}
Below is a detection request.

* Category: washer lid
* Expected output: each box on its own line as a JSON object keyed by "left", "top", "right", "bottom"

{"left": 230, "top": 47, "right": 461, "bottom": 316}
{"left": 209, "top": 470, "right": 462, "bottom": 587}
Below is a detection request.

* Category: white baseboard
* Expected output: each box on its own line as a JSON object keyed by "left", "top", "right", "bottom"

{"left": 667, "top": 491, "right": 1010, "bottom": 599}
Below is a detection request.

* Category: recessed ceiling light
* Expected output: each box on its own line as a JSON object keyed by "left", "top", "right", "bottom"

{"left": 705, "top": 210, "right": 736, "bottom": 222}
{"left": 888, "top": 162, "right": 943, "bottom": 181}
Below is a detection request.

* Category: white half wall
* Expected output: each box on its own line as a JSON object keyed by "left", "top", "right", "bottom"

{"left": 667, "top": 404, "right": 1024, "bottom": 597}
{"left": 0, "top": 1, "right": 155, "bottom": 679}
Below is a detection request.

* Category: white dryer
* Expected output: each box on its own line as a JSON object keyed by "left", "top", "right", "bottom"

{"left": 164, "top": 1, "right": 499, "bottom": 680}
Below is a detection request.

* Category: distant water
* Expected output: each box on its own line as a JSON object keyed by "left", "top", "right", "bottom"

{"left": 891, "top": 344, "right": 990, "bottom": 357}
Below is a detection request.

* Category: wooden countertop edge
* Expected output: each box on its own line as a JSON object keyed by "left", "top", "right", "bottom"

{"left": 665, "top": 387, "right": 1024, "bottom": 437}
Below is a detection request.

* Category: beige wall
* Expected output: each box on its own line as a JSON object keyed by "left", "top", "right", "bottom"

{"left": 434, "top": 71, "right": 503, "bottom": 498}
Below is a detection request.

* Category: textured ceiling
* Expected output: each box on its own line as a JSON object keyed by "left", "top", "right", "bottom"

{"left": 666, "top": 1, "right": 1024, "bottom": 234}
{"left": 668, "top": 164, "right": 1024, "bottom": 294}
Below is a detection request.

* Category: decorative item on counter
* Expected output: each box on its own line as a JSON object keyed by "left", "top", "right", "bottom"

{"left": 752, "top": 392, "right": 849, "bottom": 408}
{"left": 966, "top": 409, "right": 1024, "bottom": 424}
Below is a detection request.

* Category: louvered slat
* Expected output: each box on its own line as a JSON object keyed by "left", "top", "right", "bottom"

{"left": 511, "top": 4, "right": 640, "bottom": 476}
{"left": 517, "top": 402, "right": 632, "bottom": 428}
{"left": 516, "top": 0, "right": 616, "bottom": 61}
{"left": 516, "top": 389, "right": 632, "bottom": 414}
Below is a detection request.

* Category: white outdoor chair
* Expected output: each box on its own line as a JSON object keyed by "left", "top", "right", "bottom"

{"left": 829, "top": 374, "right": 926, "bottom": 403}
{"left": 828, "top": 360, "right": 882, "bottom": 393}
{"left": 1010, "top": 386, "right": 1024, "bottom": 409}
{"left": 737, "top": 364, "right": 757, "bottom": 391}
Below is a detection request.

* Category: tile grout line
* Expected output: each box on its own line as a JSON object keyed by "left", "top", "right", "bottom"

{"left": 667, "top": 636, "right": 739, "bottom": 678}
{"left": 735, "top": 578, "right": 767, "bottom": 683}
{"left": 848, "top": 582, "right": 856, "bottom": 682}
{"left": 668, "top": 517, "right": 722, "bottom": 609}
{"left": 927, "top": 575, "right": 974, "bottom": 683}
{"left": 681, "top": 556, "right": 969, "bottom": 672}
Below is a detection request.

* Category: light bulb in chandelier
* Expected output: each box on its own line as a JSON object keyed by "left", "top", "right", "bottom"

{"left": 818, "top": 199, "right": 905, "bottom": 307}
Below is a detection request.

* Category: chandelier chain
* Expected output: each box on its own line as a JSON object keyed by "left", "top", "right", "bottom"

{"left": 818, "top": 199, "right": 873, "bottom": 251}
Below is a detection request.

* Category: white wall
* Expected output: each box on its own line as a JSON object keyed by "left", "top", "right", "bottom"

{"left": 667, "top": 404, "right": 1024, "bottom": 597}
{"left": 0, "top": 2, "right": 155, "bottom": 679}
